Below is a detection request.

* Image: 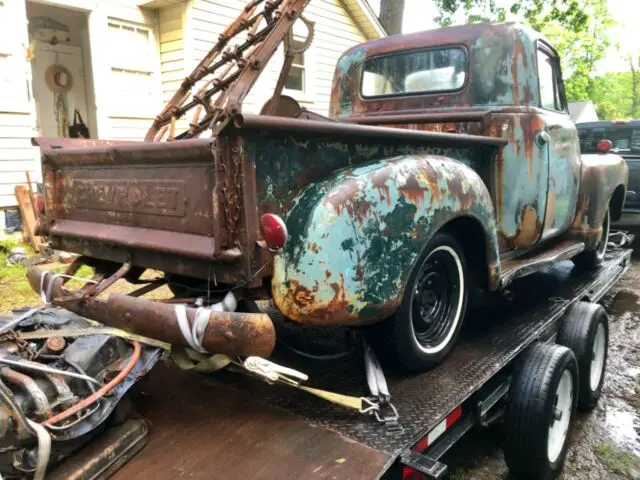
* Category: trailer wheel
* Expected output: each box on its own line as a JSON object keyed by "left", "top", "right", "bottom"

{"left": 557, "top": 301, "right": 609, "bottom": 411}
{"left": 503, "top": 343, "right": 578, "bottom": 480}
{"left": 573, "top": 209, "right": 610, "bottom": 269}
{"left": 367, "top": 233, "right": 468, "bottom": 372}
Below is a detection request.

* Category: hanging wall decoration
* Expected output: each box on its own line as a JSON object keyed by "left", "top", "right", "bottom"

{"left": 45, "top": 64, "right": 73, "bottom": 137}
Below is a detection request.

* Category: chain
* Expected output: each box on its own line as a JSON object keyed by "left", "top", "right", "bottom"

{"left": 227, "top": 144, "right": 243, "bottom": 245}
{"left": 1, "top": 331, "right": 38, "bottom": 360}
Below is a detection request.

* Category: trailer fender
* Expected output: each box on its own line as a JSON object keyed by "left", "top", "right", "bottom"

{"left": 271, "top": 153, "right": 500, "bottom": 327}
{"left": 571, "top": 153, "right": 628, "bottom": 249}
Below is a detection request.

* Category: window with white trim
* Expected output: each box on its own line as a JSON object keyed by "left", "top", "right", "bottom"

{"left": 284, "top": 39, "right": 306, "bottom": 93}
{"left": 107, "top": 19, "right": 159, "bottom": 116}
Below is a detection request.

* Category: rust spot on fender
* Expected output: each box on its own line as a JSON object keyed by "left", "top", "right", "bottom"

{"left": 289, "top": 279, "right": 316, "bottom": 307}
{"left": 370, "top": 167, "right": 392, "bottom": 206}
{"left": 398, "top": 174, "right": 425, "bottom": 205}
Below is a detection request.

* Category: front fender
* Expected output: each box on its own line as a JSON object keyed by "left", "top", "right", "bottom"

{"left": 571, "top": 153, "right": 628, "bottom": 248}
{"left": 272, "top": 154, "right": 500, "bottom": 327}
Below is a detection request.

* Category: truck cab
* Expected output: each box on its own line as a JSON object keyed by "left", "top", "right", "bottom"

{"left": 330, "top": 23, "right": 625, "bottom": 257}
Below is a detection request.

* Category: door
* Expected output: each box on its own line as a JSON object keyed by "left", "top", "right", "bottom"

{"left": 32, "top": 42, "right": 89, "bottom": 138}
{"left": 536, "top": 46, "right": 581, "bottom": 241}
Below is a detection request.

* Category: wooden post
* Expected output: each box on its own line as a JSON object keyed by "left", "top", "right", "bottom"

{"left": 14, "top": 185, "right": 43, "bottom": 252}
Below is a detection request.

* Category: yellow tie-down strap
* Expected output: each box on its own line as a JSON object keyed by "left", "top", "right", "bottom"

{"left": 18, "top": 327, "right": 375, "bottom": 416}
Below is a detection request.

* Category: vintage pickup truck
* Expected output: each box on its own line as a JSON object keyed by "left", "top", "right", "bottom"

{"left": 29, "top": 2, "right": 627, "bottom": 373}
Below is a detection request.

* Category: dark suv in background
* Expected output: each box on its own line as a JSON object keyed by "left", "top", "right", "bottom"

{"left": 578, "top": 120, "right": 640, "bottom": 216}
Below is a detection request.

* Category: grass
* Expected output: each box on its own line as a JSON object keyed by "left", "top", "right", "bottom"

{"left": 449, "top": 469, "right": 472, "bottom": 480}
{"left": 0, "top": 239, "right": 40, "bottom": 313}
{"left": 595, "top": 442, "right": 640, "bottom": 476}
{"left": 0, "top": 239, "right": 172, "bottom": 315}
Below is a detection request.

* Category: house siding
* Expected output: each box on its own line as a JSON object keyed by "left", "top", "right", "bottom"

{"left": 159, "top": 4, "right": 186, "bottom": 103}
{"left": 185, "top": 0, "right": 369, "bottom": 116}
{"left": 0, "top": 0, "right": 39, "bottom": 208}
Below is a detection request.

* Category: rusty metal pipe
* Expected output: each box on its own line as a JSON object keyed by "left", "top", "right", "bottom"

{"left": 27, "top": 267, "right": 276, "bottom": 358}
{"left": 0, "top": 367, "right": 50, "bottom": 419}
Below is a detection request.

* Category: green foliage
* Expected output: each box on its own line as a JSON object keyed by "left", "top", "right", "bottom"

{"left": 432, "top": 0, "right": 619, "bottom": 112}
{"left": 433, "top": 0, "right": 589, "bottom": 32}
{"left": 595, "top": 442, "right": 640, "bottom": 476}
{"left": 590, "top": 71, "right": 639, "bottom": 120}
{"left": 540, "top": 0, "right": 613, "bottom": 102}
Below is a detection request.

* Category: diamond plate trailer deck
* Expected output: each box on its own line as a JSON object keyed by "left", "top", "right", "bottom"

{"left": 109, "top": 245, "right": 632, "bottom": 480}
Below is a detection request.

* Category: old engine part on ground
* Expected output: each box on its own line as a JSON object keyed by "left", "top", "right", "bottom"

{"left": 0, "top": 308, "right": 161, "bottom": 478}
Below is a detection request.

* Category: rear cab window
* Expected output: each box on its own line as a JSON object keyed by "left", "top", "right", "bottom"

{"left": 361, "top": 47, "right": 467, "bottom": 98}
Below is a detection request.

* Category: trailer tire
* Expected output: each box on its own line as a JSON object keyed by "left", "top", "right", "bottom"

{"left": 557, "top": 301, "right": 609, "bottom": 411}
{"left": 573, "top": 209, "right": 610, "bottom": 269}
{"left": 366, "top": 233, "right": 468, "bottom": 372}
{"left": 503, "top": 343, "right": 578, "bottom": 480}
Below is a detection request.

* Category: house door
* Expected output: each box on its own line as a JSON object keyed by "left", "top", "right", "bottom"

{"left": 32, "top": 42, "right": 89, "bottom": 138}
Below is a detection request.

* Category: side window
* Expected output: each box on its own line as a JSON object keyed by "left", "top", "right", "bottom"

{"left": 537, "top": 49, "right": 565, "bottom": 111}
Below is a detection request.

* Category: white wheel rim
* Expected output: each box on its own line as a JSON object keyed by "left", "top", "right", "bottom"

{"left": 548, "top": 369, "right": 574, "bottom": 463}
{"left": 590, "top": 323, "right": 606, "bottom": 391}
{"left": 410, "top": 245, "right": 465, "bottom": 355}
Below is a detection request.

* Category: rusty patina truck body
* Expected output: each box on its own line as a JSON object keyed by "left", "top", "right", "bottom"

{"left": 31, "top": 22, "right": 627, "bottom": 371}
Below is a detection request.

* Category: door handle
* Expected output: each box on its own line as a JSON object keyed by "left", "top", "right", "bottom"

{"left": 536, "top": 131, "right": 550, "bottom": 147}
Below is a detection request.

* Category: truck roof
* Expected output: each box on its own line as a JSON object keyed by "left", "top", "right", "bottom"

{"left": 342, "top": 22, "right": 545, "bottom": 57}
{"left": 330, "top": 22, "right": 554, "bottom": 119}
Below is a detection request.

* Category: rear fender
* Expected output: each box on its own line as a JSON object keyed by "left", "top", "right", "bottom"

{"left": 571, "top": 153, "right": 628, "bottom": 248}
{"left": 272, "top": 154, "right": 500, "bottom": 326}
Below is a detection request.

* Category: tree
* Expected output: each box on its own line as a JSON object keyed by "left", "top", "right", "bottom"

{"left": 542, "top": 0, "right": 613, "bottom": 101}
{"left": 433, "top": 0, "right": 589, "bottom": 32}
{"left": 431, "top": 0, "right": 613, "bottom": 102}
{"left": 379, "top": 0, "right": 405, "bottom": 35}
{"left": 630, "top": 55, "right": 640, "bottom": 117}
{"left": 590, "top": 72, "right": 633, "bottom": 120}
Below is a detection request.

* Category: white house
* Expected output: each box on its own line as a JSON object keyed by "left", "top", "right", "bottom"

{"left": 568, "top": 100, "right": 599, "bottom": 124}
{"left": 0, "top": 0, "right": 385, "bottom": 228}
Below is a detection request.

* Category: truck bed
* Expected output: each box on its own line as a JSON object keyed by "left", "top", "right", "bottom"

{"left": 108, "top": 247, "right": 631, "bottom": 479}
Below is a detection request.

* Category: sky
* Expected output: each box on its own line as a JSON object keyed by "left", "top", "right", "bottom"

{"left": 398, "top": 0, "right": 640, "bottom": 75}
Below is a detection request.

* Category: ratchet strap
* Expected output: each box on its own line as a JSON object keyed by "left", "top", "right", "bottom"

{"left": 18, "top": 327, "right": 171, "bottom": 350}
{"left": 18, "top": 328, "right": 398, "bottom": 423}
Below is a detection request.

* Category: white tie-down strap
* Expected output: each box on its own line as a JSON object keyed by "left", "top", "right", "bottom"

{"left": 0, "top": 271, "right": 98, "bottom": 335}
{"left": 38, "top": 271, "right": 97, "bottom": 305}
{"left": 174, "top": 292, "right": 238, "bottom": 354}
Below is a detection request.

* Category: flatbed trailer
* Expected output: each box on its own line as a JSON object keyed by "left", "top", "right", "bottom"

{"left": 55, "top": 244, "right": 632, "bottom": 480}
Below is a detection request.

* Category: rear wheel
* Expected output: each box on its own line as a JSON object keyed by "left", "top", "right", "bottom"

{"left": 503, "top": 343, "right": 578, "bottom": 480}
{"left": 572, "top": 209, "right": 610, "bottom": 269}
{"left": 367, "top": 233, "right": 468, "bottom": 372}
{"left": 557, "top": 301, "right": 609, "bottom": 411}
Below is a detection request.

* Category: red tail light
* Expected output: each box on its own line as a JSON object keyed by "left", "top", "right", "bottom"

{"left": 597, "top": 139, "right": 612, "bottom": 153}
{"left": 34, "top": 193, "right": 45, "bottom": 214}
{"left": 259, "top": 213, "right": 288, "bottom": 251}
{"left": 402, "top": 467, "right": 427, "bottom": 480}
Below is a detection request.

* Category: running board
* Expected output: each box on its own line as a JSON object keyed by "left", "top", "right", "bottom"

{"left": 500, "top": 240, "right": 585, "bottom": 287}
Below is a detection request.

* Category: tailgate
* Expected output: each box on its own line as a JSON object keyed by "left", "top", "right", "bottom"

{"left": 39, "top": 139, "right": 219, "bottom": 261}
{"left": 113, "top": 364, "right": 393, "bottom": 479}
